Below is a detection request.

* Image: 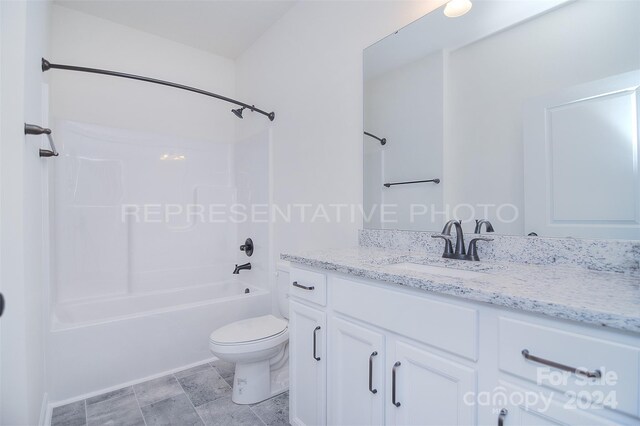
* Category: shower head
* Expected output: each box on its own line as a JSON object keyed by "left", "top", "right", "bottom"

{"left": 232, "top": 107, "right": 245, "bottom": 119}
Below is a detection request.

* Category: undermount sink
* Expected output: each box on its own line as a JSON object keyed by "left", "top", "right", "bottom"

{"left": 389, "top": 263, "right": 488, "bottom": 280}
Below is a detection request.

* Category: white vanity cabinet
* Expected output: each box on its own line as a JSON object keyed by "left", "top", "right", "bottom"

{"left": 328, "top": 275, "right": 478, "bottom": 425}
{"left": 328, "top": 317, "right": 385, "bottom": 425}
{"left": 288, "top": 265, "right": 640, "bottom": 426}
{"left": 387, "top": 339, "right": 476, "bottom": 426}
{"left": 289, "top": 300, "right": 326, "bottom": 426}
{"left": 327, "top": 316, "right": 476, "bottom": 426}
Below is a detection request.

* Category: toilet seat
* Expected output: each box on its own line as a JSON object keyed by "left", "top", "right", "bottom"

{"left": 209, "top": 314, "right": 287, "bottom": 345}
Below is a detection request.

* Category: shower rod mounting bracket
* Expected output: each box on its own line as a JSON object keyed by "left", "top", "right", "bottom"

{"left": 42, "top": 58, "right": 275, "bottom": 122}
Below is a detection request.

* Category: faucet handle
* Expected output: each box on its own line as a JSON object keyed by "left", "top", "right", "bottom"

{"left": 467, "top": 237, "right": 493, "bottom": 261}
{"left": 474, "top": 219, "right": 495, "bottom": 234}
{"left": 432, "top": 233, "right": 453, "bottom": 255}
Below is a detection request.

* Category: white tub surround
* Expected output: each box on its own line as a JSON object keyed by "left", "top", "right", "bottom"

{"left": 46, "top": 118, "right": 272, "bottom": 402}
{"left": 284, "top": 252, "right": 640, "bottom": 426}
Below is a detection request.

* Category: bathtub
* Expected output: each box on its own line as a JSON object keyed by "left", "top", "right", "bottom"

{"left": 48, "top": 281, "right": 271, "bottom": 402}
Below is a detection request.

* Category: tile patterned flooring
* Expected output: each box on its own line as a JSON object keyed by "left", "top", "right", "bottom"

{"left": 50, "top": 360, "right": 289, "bottom": 426}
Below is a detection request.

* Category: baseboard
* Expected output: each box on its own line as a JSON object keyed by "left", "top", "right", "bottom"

{"left": 48, "top": 357, "right": 217, "bottom": 410}
{"left": 39, "top": 392, "right": 49, "bottom": 426}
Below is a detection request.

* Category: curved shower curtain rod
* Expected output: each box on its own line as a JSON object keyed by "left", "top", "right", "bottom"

{"left": 41, "top": 58, "right": 275, "bottom": 121}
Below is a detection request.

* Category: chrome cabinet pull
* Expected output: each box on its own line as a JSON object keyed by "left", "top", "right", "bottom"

{"left": 521, "top": 349, "right": 601, "bottom": 379}
{"left": 498, "top": 408, "right": 508, "bottom": 426}
{"left": 313, "top": 326, "right": 321, "bottom": 361}
{"left": 392, "top": 361, "right": 401, "bottom": 407}
{"left": 293, "top": 281, "right": 315, "bottom": 291}
{"left": 369, "top": 351, "right": 378, "bottom": 394}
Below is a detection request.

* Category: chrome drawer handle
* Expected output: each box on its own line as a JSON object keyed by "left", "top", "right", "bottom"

{"left": 521, "top": 349, "right": 601, "bottom": 379}
{"left": 369, "top": 351, "right": 378, "bottom": 394}
{"left": 498, "top": 408, "right": 508, "bottom": 426}
{"left": 293, "top": 281, "right": 315, "bottom": 291}
{"left": 392, "top": 361, "right": 401, "bottom": 407}
{"left": 313, "top": 326, "right": 321, "bottom": 361}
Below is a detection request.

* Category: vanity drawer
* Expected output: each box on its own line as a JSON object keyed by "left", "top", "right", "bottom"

{"left": 290, "top": 267, "right": 327, "bottom": 306}
{"left": 331, "top": 276, "right": 478, "bottom": 360}
{"left": 498, "top": 317, "right": 640, "bottom": 417}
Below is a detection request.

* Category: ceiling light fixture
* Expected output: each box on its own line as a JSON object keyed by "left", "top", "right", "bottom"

{"left": 444, "top": 0, "right": 472, "bottom": 18}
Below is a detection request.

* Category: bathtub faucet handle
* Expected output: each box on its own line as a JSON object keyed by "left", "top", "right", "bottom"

{"left": 239, "top": 238, "right": 254, "bottom": 256}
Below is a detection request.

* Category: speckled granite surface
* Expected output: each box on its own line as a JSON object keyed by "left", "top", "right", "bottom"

{"left": 281, "top": 247, "right": 640, "bottom": 333}
{"left": 359, "top": 229, "right": 640, "bottom": 274}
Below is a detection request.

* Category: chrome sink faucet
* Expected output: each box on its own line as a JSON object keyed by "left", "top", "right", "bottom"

{"left": 432, "top": 219, "right": 493, "bottom": 261}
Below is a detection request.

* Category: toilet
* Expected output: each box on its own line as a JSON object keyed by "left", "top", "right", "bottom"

{"left": 209, "top": 266, "right": 290, "bottom": 405}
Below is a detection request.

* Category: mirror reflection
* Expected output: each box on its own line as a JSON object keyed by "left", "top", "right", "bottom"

{"left": 363, "top": 0, "right": 640, "bottom": 239}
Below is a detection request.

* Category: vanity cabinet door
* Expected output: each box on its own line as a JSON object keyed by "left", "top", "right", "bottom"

{"left": 289, "top": 301, "right": 326, "bottom": 426}
{"left": 388, "top": 340, "right": 476, "bottom": 426}
{"left": 328, "top": 316, "right": 385, "bottom": 425}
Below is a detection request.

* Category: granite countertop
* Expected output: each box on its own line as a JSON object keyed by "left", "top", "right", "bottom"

{"left": 281, "top": 247, "right": 640, "bottom": 333}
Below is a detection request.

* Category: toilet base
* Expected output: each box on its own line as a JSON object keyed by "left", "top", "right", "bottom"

{"left": 232, "top": 360, "right": 270, "bottom": 404}
{"left": 231, "top": 360, "right": 289, "bottom": 405}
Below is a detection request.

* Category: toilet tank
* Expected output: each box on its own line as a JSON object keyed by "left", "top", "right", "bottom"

{"left": 276, "top": 262, "right": 290, "bottom": 319}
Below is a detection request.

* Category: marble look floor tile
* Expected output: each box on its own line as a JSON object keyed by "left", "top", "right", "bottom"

{"left": 174, "top": 363, "right": 213, "bottom": 379}
{"left": 250, "top": 392, "right": 289, "bottom": 426}
{"left": 51, "top": 400, "right": 86, "bottom": 426}
{"left": 210, "top": 360, "right": 235, "bottom": 387}
{"left": 53, "top": 362, "right": 288, "bottom": 426}
{"left": 196, "top": 395, "right": 263, "bottom": 426}
{"left": 141, "top": 394, "right": 203, "bottom": 426}
{"left": 134, "top": 374, "right": 184, "bottom": 407}
{"left": 221, "top": 374, "right": 235, "bottom": 388}
{"left": 86, "top": 393, "right": 144, "bottom": 426}
{"left": 86, "top": 387, "right": 134, "bottom": 406}
{"left": 178, "top": 369, "right": 231, "bottom": 407}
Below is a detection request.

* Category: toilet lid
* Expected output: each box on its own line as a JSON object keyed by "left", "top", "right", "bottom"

{"left": 209, "top": 314, "right": 288, "bottom": 345}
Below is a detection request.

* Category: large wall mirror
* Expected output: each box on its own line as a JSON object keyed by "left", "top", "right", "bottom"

{"left": 363, "top": 0, "right": 640, "bottom": 239}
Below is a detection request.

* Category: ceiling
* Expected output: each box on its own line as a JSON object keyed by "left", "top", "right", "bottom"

{"left": 364, "top": 0, "right": 571, "bottom": 81}
{"left": 55, "top": 0, "right": 298, "bottom": 59}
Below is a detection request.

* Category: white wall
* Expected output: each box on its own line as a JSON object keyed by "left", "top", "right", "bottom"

{"left": 364, "top": 52, "right": 444, "bottom": 231}
{"left": 445, "top": 0, "right": 640, "bottom": 235}
{"left": 236, "top": 0, "right": 449, "bottom": 265}
{"left": 50, "top": 5, "right": 236, "bottom": 143}
{"left": 0, "top": 0, "right": 50, "bottom": 424}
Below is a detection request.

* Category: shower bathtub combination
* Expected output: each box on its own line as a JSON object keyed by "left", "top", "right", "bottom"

{"left": 48, "top": 121, "right": 272, "bottom": 402}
